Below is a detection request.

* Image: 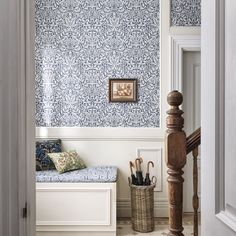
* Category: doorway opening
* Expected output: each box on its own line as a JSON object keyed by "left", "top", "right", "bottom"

{"left": 182, "top": 51, "right": 201, "bottom": 214}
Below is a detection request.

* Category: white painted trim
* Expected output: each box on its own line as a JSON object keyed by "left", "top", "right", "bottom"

{"left": 214, "top": 1, "right": 236, "bottom": 232}
{"left": 170, "top": 27, "right": 201, "bottom": 35}
{"left": 215, "top": 0, "right": 225, "bottom": 217}
{"left": 217, "top": 211, "right": 236, "bottom": 233}
{"left": 36, "top": 232, "right": 116, "bottom": 236}
{"left": 117, "top": 198, "right": 168, "bottom": 217}
{"left": 26, "top": 0, "right": 36, "bottom": 234}
{"left": 36, "top": 127, "right": 165, "bottom": 141}
{"left": 36, "top": 183, "right": 116, "bottom": 232}
{"left": 160, "top": 0, "right": 172, "bottom": 131}
{"left": 166, "top": 0, "right": 171, "bottom": 28}
{"left": 37, "top": 220, "right": 110, "bottom": 227}
{"left": 0, "top": 0, "right": 35, "bottom": 235}
{"left": 170, "top": 35, "right": 201, "bottom": 92}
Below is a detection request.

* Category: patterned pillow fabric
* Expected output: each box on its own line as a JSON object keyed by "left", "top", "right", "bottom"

{"left": 36, "top": 139, "right": 62, "bottom": 171}
{"left": 48, "top": 151, "right": 86, "bottom": 174}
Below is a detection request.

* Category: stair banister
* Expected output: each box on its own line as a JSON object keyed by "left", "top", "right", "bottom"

{"left": 165, "top": 90, "right": 186, "bottom": 236}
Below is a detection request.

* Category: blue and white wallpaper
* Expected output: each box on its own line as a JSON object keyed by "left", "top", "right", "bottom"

{"left": 35, "top": 0, "right": 160, "bottom": 127}
{"left": 171, "top": 0, "right": 201, "bottom": 26}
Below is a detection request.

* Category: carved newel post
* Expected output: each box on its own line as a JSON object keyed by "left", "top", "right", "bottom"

{"left": 165, "top": 91, "right": 186, "bottom": 236}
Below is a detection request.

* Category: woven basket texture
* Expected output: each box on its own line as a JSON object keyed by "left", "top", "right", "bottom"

{"left": 130, "top": 183, "right": 155, "bottom": 232}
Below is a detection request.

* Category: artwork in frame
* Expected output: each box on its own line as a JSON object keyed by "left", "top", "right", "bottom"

{"left": 109, "top": 79, "right": 137, "bottom": 102}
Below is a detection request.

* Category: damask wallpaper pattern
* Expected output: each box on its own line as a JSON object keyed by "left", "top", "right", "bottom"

{"left": 35, "top": 0, "right": 160, "bottom": 127}
{"left": 171, "top": 0, "right": 201, "bottom": 26}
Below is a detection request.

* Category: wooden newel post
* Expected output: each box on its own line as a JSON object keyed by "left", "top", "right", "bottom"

{"left": 165, "top": 91, "right": 186, "bottom": 236}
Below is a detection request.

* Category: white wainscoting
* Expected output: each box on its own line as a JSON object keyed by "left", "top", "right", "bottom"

{"left": 36, "top": 127, "right": 168, "bottom": 217}
{"left": 36, "top": 182, "right": 116, "bottom": 235}
{"left": 37, "top": 188, "right": 111, "bottom": 226}
{"left": 36, "top": 127, "right": 165, "bottom": 141}
{"left": 136, "top": 148, "right": 163, "bottom": 192}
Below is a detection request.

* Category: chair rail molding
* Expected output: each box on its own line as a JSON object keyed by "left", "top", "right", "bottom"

{"left": 36, "top": 127, "right": 165, "bottom": 142}
{"left": 170, "top": 35, "right": 201, "bottom": 92}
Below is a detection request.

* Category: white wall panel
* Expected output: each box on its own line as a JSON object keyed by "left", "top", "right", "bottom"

{"left": 136, "top": 148, "right": 163, "bottom": 192}
{"left": 36, "top": 127, "right": 168, "bottom": 217}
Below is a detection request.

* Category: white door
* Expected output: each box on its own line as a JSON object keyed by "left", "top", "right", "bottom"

{"left": 202, "top": 0, "right": 236, "bottom": 235}
{"left": 182, "top": 51, "right": 201, "bottom": 213}
{"left": 0, "top": 0, "right": 35, "bottom": 235}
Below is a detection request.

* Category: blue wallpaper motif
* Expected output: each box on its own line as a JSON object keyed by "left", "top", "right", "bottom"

{"left": 35, "top": 0, "right": 160, "bottom": 127}
{"left": 171, "top": 0, "right": 201, "bottom": 26}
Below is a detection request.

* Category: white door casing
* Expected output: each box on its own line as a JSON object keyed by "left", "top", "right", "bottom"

{"left": 170, "top": 36, "right": 201, "bottom": 213}
{"left": 170, "top": 35, "right": 201, "bottom": 92}
{"left": 0, "top": 0, "right": 35, "bottom": 236}
{"left": 202, "top": 0, "right": 236, "bottom": 235}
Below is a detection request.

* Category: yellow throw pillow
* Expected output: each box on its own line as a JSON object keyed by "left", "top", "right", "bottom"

{"left": 48, "top": 151, "right": 86, "bottom": 174}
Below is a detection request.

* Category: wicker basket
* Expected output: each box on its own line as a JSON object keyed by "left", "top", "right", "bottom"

{"left": 128, "top": 177, "right": 156, "bottom": 233}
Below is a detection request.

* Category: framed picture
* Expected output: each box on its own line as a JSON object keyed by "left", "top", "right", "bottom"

{"left": 109, "top": 79, "right": 137, "bottom": 102}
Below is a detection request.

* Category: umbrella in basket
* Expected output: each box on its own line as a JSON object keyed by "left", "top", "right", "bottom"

{"left": 144, "top": 161, "right": 154, "bottom": 185}
{"left": 129, "top": 161, "right": 137, "bottom": 185}
{"left": 135, "top": 157, "right": 144, "bottom": 185}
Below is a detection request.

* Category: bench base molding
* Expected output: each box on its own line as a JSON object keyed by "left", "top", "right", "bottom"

{"left": 36, "top": 182, "right": 116, "bottom": 235}
{"left": 37, "top": 232, "right": 116, "bottom": 236}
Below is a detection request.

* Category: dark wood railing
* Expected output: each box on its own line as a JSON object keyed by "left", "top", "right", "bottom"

{"left": 165, "top": 90, "right": 201, "bottom": 236}
{"left": 186, "top": 128, "right": 201, "bottom": 154}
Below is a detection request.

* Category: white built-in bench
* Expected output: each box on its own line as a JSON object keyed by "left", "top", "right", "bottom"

{"left": 36, "top": 166, "right": 117, "bottom": 236}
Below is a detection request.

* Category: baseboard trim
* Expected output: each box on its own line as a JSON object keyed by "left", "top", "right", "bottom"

{"left": 37, "top": 232, "right": 116, "bottom": 236}
{"left": 117, "top": 198, "right": 168, "bottom": 217}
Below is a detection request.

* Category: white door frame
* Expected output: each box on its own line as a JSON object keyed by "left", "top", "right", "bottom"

{"left": 213, "top": 0, "right": 236, "bottom": 232}
{"left": 18, "top": 0, "right": 36, "bottom": 235}
{"left": 170, "top": 35, "right": 201, "bottom": 92}
{"left": 25, "top": 0, "right": 36, "bottom": 235}
{"left": 202, "top": 0, "right": 236, "bottom": 234}
{"left": 170, "top": 35, "right": 201, "bottom": 214}
{"left": 1, "top": 0, "right": 36, "bottom": 235}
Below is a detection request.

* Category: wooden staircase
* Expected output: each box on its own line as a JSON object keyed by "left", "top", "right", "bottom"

{"left": 165, "top": 90, "right": 201, "bottom": 236}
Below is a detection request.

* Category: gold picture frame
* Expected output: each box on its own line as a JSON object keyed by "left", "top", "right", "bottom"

{"left": 109, "top": 79, "right": 137, "bottom": 102}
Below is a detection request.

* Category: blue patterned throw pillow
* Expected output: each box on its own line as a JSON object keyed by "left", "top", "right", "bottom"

{"left": 36, "top": 139, "right": 62, "bottom": 171}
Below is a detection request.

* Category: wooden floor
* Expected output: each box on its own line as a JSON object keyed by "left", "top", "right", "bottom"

{"left": 117, "top": 214, "right": 200, "bottom": 236}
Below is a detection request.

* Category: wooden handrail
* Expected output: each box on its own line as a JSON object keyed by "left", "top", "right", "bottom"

{"left": 186, "top": 127, "right": 201, "bottom": 154}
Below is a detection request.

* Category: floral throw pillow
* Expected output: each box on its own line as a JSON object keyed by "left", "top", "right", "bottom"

{"left": 48, "top": 151, "right": 86, "bottom": 174}
{"left": 36, "top": 139, "right": 62, "bottom": 171}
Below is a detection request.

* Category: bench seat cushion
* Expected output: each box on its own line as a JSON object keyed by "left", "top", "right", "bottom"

{"left": 36, "top": 166, "right": 117, "bottom": 183}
